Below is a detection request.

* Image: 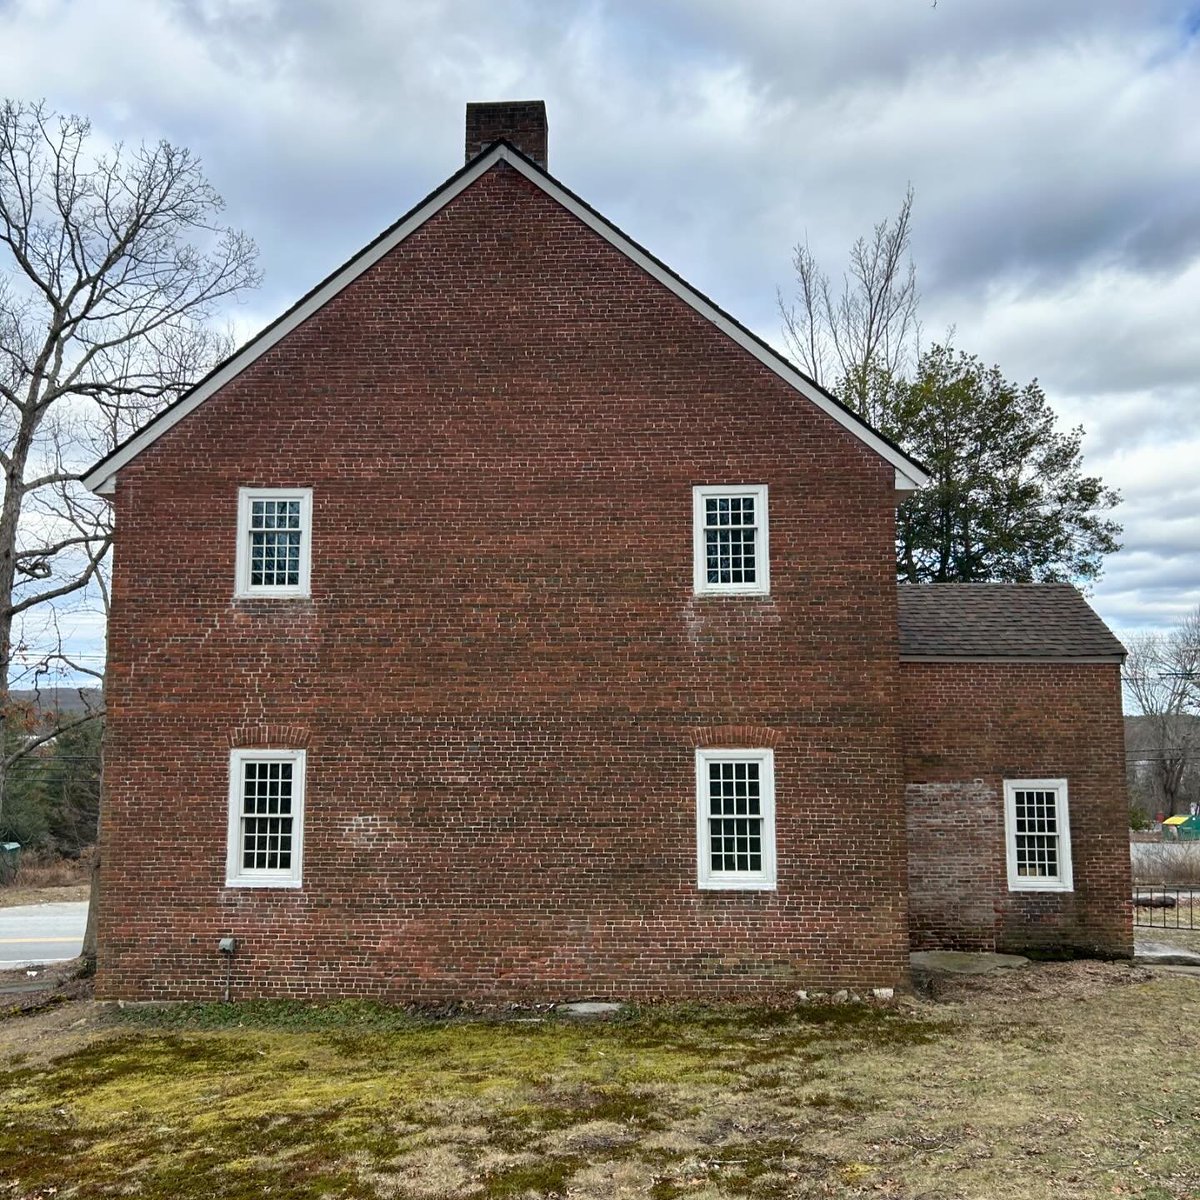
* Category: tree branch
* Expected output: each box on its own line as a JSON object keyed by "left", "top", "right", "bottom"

{"left": 5, "top": 705, "right": 105, "bottom": 769}
{"left": 9, "top": 535, "right": 110, "bottom": 616}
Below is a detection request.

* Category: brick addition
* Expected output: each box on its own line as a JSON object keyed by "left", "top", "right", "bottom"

{"left": 902, "top": 660, "right": 1132, "bottom": 958}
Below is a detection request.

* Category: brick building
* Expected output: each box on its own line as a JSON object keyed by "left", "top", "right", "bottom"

{"left": 898, "top": 585, "right": 1130, "bottom": 956}
{"left": 82, "top": 102, "right": 1131, "bottom": 1003}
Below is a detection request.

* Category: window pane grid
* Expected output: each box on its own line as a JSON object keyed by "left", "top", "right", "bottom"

{"left": 1014, "top": 788, "right": 1060, "bottom": 878}
{"left": 240, "top": 760, "right": 294, "bottom": 872}
{"left": 708, "top": 760, "right": 763, "bottom": 873}
{"left": 704, "top": 496, "right": 758, "bottom": 585}
{"left": 248, "top": 499, "right": 302, "bottom": 587}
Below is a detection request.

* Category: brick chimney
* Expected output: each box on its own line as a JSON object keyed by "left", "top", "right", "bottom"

{"left": 465, "top": 101, "right": 548, "bottom": 169}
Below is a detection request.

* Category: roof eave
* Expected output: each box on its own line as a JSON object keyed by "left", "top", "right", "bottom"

{"left": 899, "top": 653, "right": 1126, "bottom": 664}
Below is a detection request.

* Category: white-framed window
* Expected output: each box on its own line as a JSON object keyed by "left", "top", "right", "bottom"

{"left": 235, "top": 488, "right": 312, "bottom": 598}
{"left": 226, "top": 748, "right": 306, "bottom": 888}
{"left": 692, "top": 485, "right": 769, "bottom": 596}
{"left": 1004, "top": 778, "right": 1073, "bottom": 892}
{"left": 695, "top": 747, "right": 776, "bottom": 890}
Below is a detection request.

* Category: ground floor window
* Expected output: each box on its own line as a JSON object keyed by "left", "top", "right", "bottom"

{"left": 226, "top": 748, "right": 306, "bottom": 887}
{"left": 695, "top": 747, "right": 776, "bottom": 890}
{"left": 1004, "top": 778, "right": 1072, "bottom": 892}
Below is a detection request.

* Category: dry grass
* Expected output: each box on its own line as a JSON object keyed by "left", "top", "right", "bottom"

{"left": 12, "top": 849, "right": 92, "bottom": 888}
{"left": 0, "top": 850, "right": 92, "bottom": 907}
{"left": 0, "top": 882, "right": 90, "bottom": 907}
{"left": 1131, "top": 841, "right": 1200, "bottom": 886}
{"left": 0, "top": 963, "right": 1197, "bottom": 1200}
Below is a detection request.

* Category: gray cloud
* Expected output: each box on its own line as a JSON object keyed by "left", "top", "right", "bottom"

{"left": 1, "top": 0, "right": 1197, "bottom": 639}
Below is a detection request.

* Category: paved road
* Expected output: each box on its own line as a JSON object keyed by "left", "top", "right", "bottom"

{"left": 0, "top": 902, "right": 87, "bottom": 969}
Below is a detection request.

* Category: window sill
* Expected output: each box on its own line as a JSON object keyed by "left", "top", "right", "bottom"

{"left": 698, "top": 878, "right": 777, "bottom": 891}
{"left": 1007, "top": 880, "right": 1073, "bottom": 894}
{"left": 233, "top": 591, "right": 312, "bottom": 601}
{"left": 224, "top": 877, "right": 304, "bottom": 890}
{"left": 693, "top": 589, "right": 771, "bottom": 599}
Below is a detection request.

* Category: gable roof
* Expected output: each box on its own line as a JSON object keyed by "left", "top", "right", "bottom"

{"left": 81, "top": 141, "right": 930, "bottom": 495}
{"left": 897, "top": 583, "right": 1126, "bottom": 662}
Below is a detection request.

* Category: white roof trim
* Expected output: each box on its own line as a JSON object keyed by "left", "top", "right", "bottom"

{"left": 83, "top": 143, "right": 929, "bottom": 494}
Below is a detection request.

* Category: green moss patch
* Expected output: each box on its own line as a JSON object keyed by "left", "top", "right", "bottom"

{"left": 1, "top": 972, "right": 1196, "bottom": 1198}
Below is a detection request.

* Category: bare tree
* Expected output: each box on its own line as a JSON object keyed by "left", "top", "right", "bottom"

{"left": 778, "top": 187, "right": 920, "bottom": 427}
{"left": 0, "top": 100, "right": 259, "bottom": 960}
{"left": 1124, "top": 609, "right": 1200, "bottom": 818}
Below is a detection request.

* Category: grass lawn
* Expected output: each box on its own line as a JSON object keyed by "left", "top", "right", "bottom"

{"left": 1, "top": 962, "right": 1198, "bottom": 1200}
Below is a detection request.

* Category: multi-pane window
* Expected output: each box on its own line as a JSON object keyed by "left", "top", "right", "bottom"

{"left": 705, "top": 496, "right": 757, "bottom": 585}
{"left": 250, "top": 498, "right": 302, "bottom": 587}
{"left": 226, "top": 749, "right": 306, "bottom": 887}
{"left": 693, "top": 485, "right": 769, "bottom": 596}
{"left": 708, "top": 759, "right": 763, "bottom": 871}
{"left": 235, "top": 488, "right": 312, "bottom": 598}
{"left": 696, "top": 748, "right": 776, "bottom": 889}
{"left": 1004, "top": 779, "right": 1072, "bottom": 892}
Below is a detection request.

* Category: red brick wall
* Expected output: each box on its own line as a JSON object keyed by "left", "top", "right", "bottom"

{"left": 901, "top": 661, "right": 1132, "bottom": 957}
{"left": 97, "top": 161, "right": 909, "bottom": 1003}
{"left": 906, "top": 781, "right": 1002, "bottom": 951}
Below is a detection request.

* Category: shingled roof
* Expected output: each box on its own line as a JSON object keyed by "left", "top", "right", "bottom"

{"left": 897, "top": 584, "right": 1126, "bottom": 661}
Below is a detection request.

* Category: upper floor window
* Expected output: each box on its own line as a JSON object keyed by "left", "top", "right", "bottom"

{"left": 696, "top": 747, "right": 777, "bottom": 890}
{"left": 226, "top": 748, "right": 306, "bottom": 888}
{"left": 692, "top": 485, "right": 769, "bottom": 596}
{"left": 1004, "top": 778, "right": 1073, "bottom": 892}
{"left": 235, "top": 488, "right": 312, "bottom": 599}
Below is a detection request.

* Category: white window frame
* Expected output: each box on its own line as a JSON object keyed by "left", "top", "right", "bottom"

{"left": 695, "top": 747, "right": 777, "bottom": 890}
{"left": 692, "top": 484, "right": 770, "bottom": 597}
{"left": 225, "top": 748, "right": 307, "bottom": 888}
{"left": 235, "top": 487, "right": 313, "bottom": 599}
{"left": 1004, "top": 778, "right": 1073, "bottom": 893}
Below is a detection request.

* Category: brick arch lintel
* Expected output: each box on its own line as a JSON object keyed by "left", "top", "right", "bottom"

{"left": 691, "top": 724, "right": 784, "bottom": 749}
{"left": 228, "top": 725, "right": 311, "bottom": 750}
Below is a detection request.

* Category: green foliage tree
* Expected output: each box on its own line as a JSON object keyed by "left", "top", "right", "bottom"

{"left": 886, "top": 346, "right": 1122, "bottom": 583}
{"left": 779, "top": 194, "right": 1122, "bottom": 584}
{"left": 0, "top": 758, "right": 50, "bottom": 848}
{"left": 0, "top": 710, "right": 101, "bottom": 853}
{"left": 43, "top": 719, "right": 102, "bottom": 855}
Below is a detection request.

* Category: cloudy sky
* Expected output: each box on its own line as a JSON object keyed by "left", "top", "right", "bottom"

{"left": 2, "top": 0, "right": 1198, "bottom": 672}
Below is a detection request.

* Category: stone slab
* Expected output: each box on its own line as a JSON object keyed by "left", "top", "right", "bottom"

{"left": 555, "top": 1001, "right": 624, "bottom": 1017}
{"left": 910, "top": 950, "right": 1030, "bottom": 976}
{"left": 1133, "top": 940, "right": 1200, "bottom": 967}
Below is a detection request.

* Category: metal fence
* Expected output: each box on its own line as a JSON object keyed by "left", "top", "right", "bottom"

{"left": 1133, "top": 888, "right": 1199, "bottom": 930}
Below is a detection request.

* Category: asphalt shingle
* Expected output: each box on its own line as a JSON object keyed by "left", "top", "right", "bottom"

{"left": 897, "top": 583, "right": 1126, "bottom": 660}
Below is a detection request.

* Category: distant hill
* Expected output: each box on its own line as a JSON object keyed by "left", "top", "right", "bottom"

{"left": 9, "top": 688, "right": 103, "bottom": 720}
{"left": 1125, "top": 713, "right": 1200, "bottom": 759}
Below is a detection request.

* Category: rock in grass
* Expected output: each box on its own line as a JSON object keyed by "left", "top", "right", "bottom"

{"left": 555, "top": 1001, "right": 624, "bottom": 1017}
